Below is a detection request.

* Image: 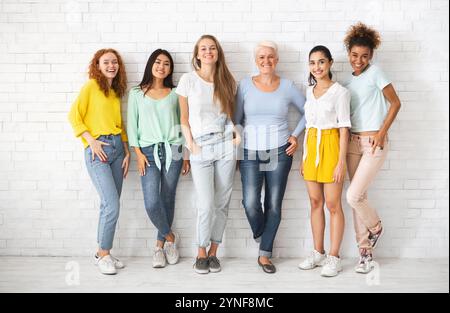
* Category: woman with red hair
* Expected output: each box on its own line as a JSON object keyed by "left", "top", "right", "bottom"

{"left": 68, "top": 49, "right": 130, "bottom": 275}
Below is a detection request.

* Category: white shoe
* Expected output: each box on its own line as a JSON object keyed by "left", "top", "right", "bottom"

{"left": 164, "top": 231, "right": 180, "bottom": 265}
{"left": 96, "top": 255, "right": 117, "bottom": 275}
{"left": 152, "top": 247, "right": 167, "bottom": 268}
{"left": 298, "top": 250, "right": 326, "bottom": 270}
{"left": 95, "top": 253, "right": 125, "bottom": 269}
{"left": 355, "top": 252, "right": 374, "bottom": 274}
{"left": 321, "top": 255, "right": 343, "bottom": 277}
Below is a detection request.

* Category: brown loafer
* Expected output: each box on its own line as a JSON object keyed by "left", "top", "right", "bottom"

{"left": 258, "top": 257, "right": 276, "bottom": 274}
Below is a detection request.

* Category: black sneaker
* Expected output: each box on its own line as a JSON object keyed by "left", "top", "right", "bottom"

{"left": 208, "top": 256, "right": 221, "bottom": 273}
{"left": 193, "top": 257, "right": 209, "bottom": 274}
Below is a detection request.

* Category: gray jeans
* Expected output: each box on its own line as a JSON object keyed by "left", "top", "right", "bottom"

{"left": 190, "top": 132, "right": 237, "bottom": 248}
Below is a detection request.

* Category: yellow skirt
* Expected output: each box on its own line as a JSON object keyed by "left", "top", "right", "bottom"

{"left": 303, "top": 128, "right": 340, "bottom": 183}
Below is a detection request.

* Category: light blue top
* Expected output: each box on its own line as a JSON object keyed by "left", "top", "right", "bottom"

{"left": 344, "top": 64, "right": 391, "bottom": 132}
{"left": 127, "top": 87, "right": 183, "bottom": 172}
{"left": 234, "top": 77, "right": 306, "bottom": 150}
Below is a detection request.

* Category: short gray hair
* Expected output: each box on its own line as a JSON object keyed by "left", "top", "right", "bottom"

{"left": 254, "top": 41, "right": 279, "bottom": 59}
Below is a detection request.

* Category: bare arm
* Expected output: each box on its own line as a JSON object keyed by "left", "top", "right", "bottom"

{"left": 179, "top": 95, "right": 200, "bottom": 154}
{"left": 372, "top": 83, "right": 402, "bottom": 153}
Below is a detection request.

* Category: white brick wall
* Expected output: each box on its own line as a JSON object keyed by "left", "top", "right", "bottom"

{"left": 0, "top": 0, "right": 448, "bottom": 258}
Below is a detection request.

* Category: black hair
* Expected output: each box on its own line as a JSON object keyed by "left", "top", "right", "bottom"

{"left": 139, "top": 49, "right": 175, "bottom": 95}
{"left": 344, "top": 22, "right": 381, "bottom": 53}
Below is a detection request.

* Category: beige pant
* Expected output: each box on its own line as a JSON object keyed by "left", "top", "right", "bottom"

{"left": 346, "top": 134, "right": 387, "bottom": 252}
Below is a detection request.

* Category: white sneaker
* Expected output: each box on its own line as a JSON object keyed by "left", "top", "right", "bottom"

{"left": 298, "top": 250, "right": 326, "bottom": 270}
{"left": 152, "top": 247, "right": 167, "bottom": 268}
{"left": 96, "top": 255, "right": 117, "bottom": 275}
{"left": 355, "top": 252, "right": 374, "bottom": 274}
{"left": 164, "top": 232, "right": 180, "bottom": 265}
{"left": 95, "top": 253, "right": 125, "bottom": 269}
{"left": 321, "top": 255, "right": 343, "bottom": 277}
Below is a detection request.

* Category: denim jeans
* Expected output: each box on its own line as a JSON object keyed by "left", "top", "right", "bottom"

{"left": 84, "top": 134, "right": 124, "bottom": 251}
{"left": 190, "top": 132, "right": 237, "bottom": 248}
{"left": 239, "top": 143, "right": 292, "bottom": 258}
{"left": 140, "top": 144, "right": 183, "bottom": 242}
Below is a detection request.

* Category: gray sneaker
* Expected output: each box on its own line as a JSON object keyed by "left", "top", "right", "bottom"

{"left": 208, "top": 256, "right": 221, "bottom": 273}
{"left": 193, "top": 257, "right": 209, "bottom": 274}
{"left": 164, "top": 231, "right": 180, "bottom": 265}
{"left": 152, "top": 247, "right": 167, "bottom": 268}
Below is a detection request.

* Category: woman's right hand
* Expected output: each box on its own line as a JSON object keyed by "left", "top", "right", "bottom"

{"left": 136, "top": 152, "right": 150, "bottom": 176}
{"left": 88, "top": 139, "right": 110, "bottom": 162}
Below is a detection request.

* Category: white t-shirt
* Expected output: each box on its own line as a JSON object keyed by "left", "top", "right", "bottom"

{"left": 343, "top": 64, "right": 391, "bottom": 132}
{"left": 304, "top": 82, "right": 351, "bottom": 130}
{"left": 176, "top": 71, "right": 229, "bottom": 139}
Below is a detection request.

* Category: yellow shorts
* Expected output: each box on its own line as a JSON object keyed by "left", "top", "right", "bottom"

{"left": 303, "top": 128, "right": 340, "bottom": 183}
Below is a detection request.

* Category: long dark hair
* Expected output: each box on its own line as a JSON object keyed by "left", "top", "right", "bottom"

{"left": 139, "top": 49, "right": 175, "bottom": 95}
{"left": 308, "top": 45, "right": 333, "bottom": 86}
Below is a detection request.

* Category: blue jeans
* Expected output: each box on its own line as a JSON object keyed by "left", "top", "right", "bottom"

{"left": 84, "top": 134, "right": 124, "bottom": 251}
{"left": 140, "top": 144, "right": 183, "bottom": 242}
{"left": 239, "top": 143, "right": 292, "bottom": 258}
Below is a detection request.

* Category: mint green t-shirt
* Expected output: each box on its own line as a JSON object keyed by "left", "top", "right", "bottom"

{"left": 127, "top": 87, "right": 184, "bottom": 171}
{"left": 344, "top": 64, "right": 391, "bottom": 132}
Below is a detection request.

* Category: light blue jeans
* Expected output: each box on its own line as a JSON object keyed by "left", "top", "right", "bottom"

{"left": 190, "top": 132, "right": 237, "bottom": 248}
{"left": 84, "top": 134, "right": 124, "bottom": 251}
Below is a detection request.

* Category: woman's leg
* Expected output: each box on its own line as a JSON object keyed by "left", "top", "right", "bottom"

{"left": 305, "top": 181, "right": 325, "bottom": 254}
{"left": 259, "top": 146, "right": 292, "bottom": 261}
{"left": 324, "top": 181, "right": 345, "bottom": 257}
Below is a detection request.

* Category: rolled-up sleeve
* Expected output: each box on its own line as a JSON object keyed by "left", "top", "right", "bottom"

{"left": 336, "top": 89, "right": 351, "bottom": 128}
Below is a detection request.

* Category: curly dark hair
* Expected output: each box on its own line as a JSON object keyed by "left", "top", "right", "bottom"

{"left": 88, "top": 48, "right": 127, "bottom": 98}
{"left": 343, "top": 22, "right": 381, "bottom": 53}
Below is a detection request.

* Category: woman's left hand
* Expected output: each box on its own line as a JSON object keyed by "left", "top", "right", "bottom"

{"left": 232, "top": 130, "right": 241, "bottom": 147}
{"left": 371, "top": 131, "right": 387, "bottom": 154}
{"left": 285, "top": 136, "right": 298, "bottom": 156}
{"left": 182, "top": 160, "right": 191, "bottom": 176}
{"left": 122, "top": 152, "right": 130, "bottom": 178}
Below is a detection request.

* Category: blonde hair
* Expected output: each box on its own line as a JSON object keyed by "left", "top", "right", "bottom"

{"left": 192, "top": 34, "right": 236, "bottom": 119}
{"left": 254, "top": 41, "right": 279, "bottom": 59}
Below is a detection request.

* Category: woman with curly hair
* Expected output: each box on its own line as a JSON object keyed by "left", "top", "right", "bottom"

{"left": 343, "top": 23, "right": 401, "bottom": 274}
{"left": 68, "top": 48, "right": 130, "bottom": 275}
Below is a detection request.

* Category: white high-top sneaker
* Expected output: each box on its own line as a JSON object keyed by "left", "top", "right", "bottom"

{"left": 321, "top": 255, "right": 343, "bottom": 277}
{"left": 298, "top": 250, "right": 327, "bottom": 270}
{"left": 164, "top": 231, "right": 180, "bottom": 265}
{"left": 355, "top": 251, "right": 374, "bottom": 274}
{"left": 96, "top": 255, "right": 117, "bottom": 275}
{"left": 153, "top": 247, "right": 167, "bottom": 268}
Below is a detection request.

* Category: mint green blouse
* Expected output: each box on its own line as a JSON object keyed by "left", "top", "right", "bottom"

{"left": 127, "top": 87, "right": 184, "bottom": 171}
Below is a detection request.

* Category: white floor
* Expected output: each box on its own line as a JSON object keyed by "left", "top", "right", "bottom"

{"left": 0, "top": 257, "right": 448, "bottom": 293}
